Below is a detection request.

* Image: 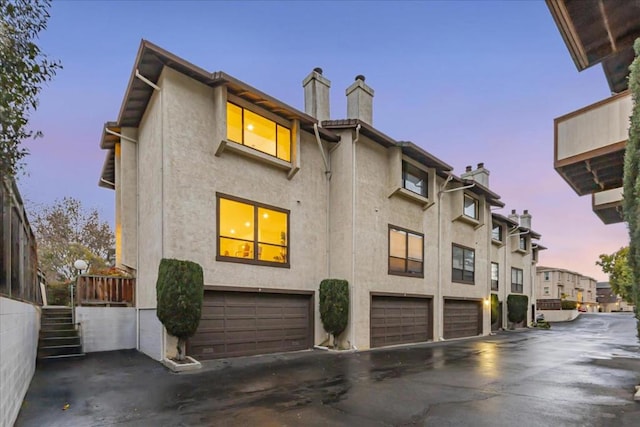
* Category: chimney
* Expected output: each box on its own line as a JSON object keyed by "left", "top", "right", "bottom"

{"left": 520, "top": 209, "right": 532, "bottom": 229}
{"left": 346, "top": 74, "right": 374, "bottom": 124}
{"left": 508, "top": 209, "right": 519, "bottom": 225}
{"left": 302, "top": 67, "right": 331, "bottom": 122}
{"left": 461, "top": 162, "right": 490, "bottom": 187}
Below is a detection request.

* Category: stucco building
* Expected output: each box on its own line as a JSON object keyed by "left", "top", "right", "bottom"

{"left": 596, "top": 282, "right": 636, "bottom": 312}
{"left": 98, "top": 40, "right": 543, "bottom": 361}
{"left": 536, "top": 267, "right": 597, "bottom": 312}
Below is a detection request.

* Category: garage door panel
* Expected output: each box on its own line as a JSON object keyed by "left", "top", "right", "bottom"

{"left": 188, "top": 291, "right": 312, "bottom": 360}
{"left": 443, "top": 300, "right": 482, "bottom": 339}
{"left": 370, "top": 296, "right": 432, "bottom": 348}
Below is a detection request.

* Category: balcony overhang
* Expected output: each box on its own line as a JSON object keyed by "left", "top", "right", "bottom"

{"left": 592, "top": 187, "right": 623, "bottom": 224}
{"left": 554, "top": 91, "right": 630, "bottom": 196}
{"left": 546, "top": 0, "right": 640, "bottom": 92}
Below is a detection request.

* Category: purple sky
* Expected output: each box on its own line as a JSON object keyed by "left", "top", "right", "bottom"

{"left": 17, "top": 1, "right": 628, "bottom": 281}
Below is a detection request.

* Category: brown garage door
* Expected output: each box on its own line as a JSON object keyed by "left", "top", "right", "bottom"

{"left": 370, "top": 295, "right": 432, "bottom": 348}
{"left": 187, "top": 290, "right": 312, "bottom": 360}
{"left": 443, "top": 299, "right": 482, "bottom": 339}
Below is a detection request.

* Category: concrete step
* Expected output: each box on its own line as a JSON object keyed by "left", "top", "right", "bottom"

{"left": 41, "top": 316, "right": 73, "bottom": 323}
{"left": 40, "top": 329, "right": 78, "bottom": 338}
{"left": 38, "top": 344, "right": 84, "bottom": 358}
{"left": 42, "top": 308, "right": 72, "bottom": 315}
{"left": 38, "top": 353, "right": 86, "bottom": 361}
{"left": 39, "top": 336, "right": 81, "bottom": 347}
{"left": 41, "top": 322, "right": 75, "bottom": 331}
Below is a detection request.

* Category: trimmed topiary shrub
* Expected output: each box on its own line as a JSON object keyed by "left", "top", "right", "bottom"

{"left": 490, "top": 294, "right": 500, "bottom": 325}
{"left": 561, "top": 300, "right": 577, "bottom": 310}
{"left": 319, "top": 279, "right": 349, "bottom": 348}
{"left": 156, "top": 258, "right": 204, "bottom": 361}
{"left": 507, "top": 294, "right": 528, "bottom": 324}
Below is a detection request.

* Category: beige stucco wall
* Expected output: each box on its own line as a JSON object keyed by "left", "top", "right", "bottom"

{"left": 556, "top": 92, "right": 631, "bottom": 160}
{"left": 119, "top": 128, "right": 138, "bottom": 269}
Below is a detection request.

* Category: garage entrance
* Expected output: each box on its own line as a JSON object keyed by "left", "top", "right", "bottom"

{"left": 187, "top": 290, "right": 313, "bottom": 360}
{"left": 443, "top": 299, "right": 482, "bottom": 339}
{"left": 370, "top": 295, "right": 432, "bottom": 348}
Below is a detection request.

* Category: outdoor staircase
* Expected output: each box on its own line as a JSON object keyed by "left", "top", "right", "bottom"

{"left": 38, "top": 307, "right": 85, "bottom": 360}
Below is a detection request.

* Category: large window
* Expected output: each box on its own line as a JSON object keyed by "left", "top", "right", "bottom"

{"left": 544, "top": 271, "right": 550, "bottom": 281}
{"left": 463, "top": 194, "right": 478, "bottom": 220}
{"left": 402, "top": 161, "right": 428, "bottom": 198}
{"left": 491, "top": 222, "right": 502, "bottom": 241}
{"left": 217, "top": 194, "right": 289, "bottom": 267}
{"left": 389, "top": 225, "right": 424, "bottom": 277}
{"left": 452, "top": 244, "right": 475, "bottom": 284}
{"left": 226, "top": 102, "right": 291, "bottom": 162}
{"left": 491, "top": 262, "right": 499, "bottom": 291}
{"left": 511, "top": 268, "right": 523, "bottom": 293}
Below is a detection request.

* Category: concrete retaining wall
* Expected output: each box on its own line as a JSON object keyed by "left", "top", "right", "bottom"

{"left": 139, "top": 309, "right": 163, "bottom": 360}
{"left": 0, "top": 297, "right": 40, "bottom": 427}
{"left": 540, "top": 309, "right": 579, "bottom": 322}
{"left": 76, "top": 307, "right": 136, "bottom": 352}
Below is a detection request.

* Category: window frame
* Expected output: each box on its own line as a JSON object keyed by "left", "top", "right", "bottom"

{"left": 519, "top": 235, "right": 528, "bottom": 251}
{"left": 226, "top": 101, "right": 292, "bottom": 162}
{"left": 402, "top": 161, "right": 428, "bottom": 198}
{"left": 452, "top": 244, "right": 475, "bottom": 285}
{"left": 388, "top": 224, "right": 424, "bottom": 278}
{"left": 491, "top": 222, "right": 503, "bottom": 242}
{"left": 491, "top": 262, "right": 499, "bottom": 291}
{"left": 543, "top": 271, "right": 550, "bottom": 281}
{"left": 511, "top": 267, "right": 523, "bottom": 293}
{"left": 216, "top": 193, "right": 290, "bottom": 268}
{"left": 463, "top": 194, "right": 479, "bottom": 220}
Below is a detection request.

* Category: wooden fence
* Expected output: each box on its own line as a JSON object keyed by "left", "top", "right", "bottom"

{"left": 536, "top": 299, "right": 562, "bottom": 310}
{"left": 76, "top": 275, "right": 135, "bottom": 306}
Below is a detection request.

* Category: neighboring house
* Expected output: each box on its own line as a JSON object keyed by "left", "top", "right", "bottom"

{"left": 98, "top": 40, "right": 543, "bottom": 362}
{"left": 490, "top": 210, "right": 545, "bottom": 328}
{"left": 597, "top": 282, "right": 636, "bottom": 313}
{"left": 548, "top": 1, "right": 640, "bottom": 223}
{"left": 0, "top": 176, "right": 42, "bottom": 427}
{"left": 536, "top": 267, "right": 597, "bottom": 312}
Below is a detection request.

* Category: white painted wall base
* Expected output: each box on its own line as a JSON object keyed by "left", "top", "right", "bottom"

{"left": 139, "top": 309, "right": 163, "bottom": 360}
{"left": 76, "top": 307, "right": 136, "bottom": 352}
{"left": 0, "top": 297, "right": 40, "bottom": 427}
{"left": 540, "top": 309, "right": 579, "bottom": 322}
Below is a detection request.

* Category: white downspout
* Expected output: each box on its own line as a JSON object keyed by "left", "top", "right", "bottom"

{"left": 437, "top": 176, "right": 475, "bottom": 340}
{"left": 350, "top": 124, "right": 360, "bottom": 350}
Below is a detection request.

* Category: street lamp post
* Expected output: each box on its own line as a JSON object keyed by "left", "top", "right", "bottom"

{"left": 72, "top": 259, "right": 88, "bottom": 325}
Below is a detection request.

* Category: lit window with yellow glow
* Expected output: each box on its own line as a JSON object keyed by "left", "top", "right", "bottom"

{"left": 226, "top": 102, "right": 291, "bottom": 162}
{"left": 217, "top": 194, "right": 289, "bottom": 267}
{"left": 389, "top": 225, "right": 423, "bottom": 277}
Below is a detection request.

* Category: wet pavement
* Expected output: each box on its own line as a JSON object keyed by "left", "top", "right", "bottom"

{"left": 16, "top": 313, "right": 640, "bottom": 426}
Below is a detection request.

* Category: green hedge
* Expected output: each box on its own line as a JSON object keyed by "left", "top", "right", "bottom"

{"left": 156, "top": 258, "right": 204, "bottom": 360}
{"left": 47, "top": 282, "right": 70, "bottom": 306}
{"left": 490, "top": 294, "right": 500, "bottom": 325}
{"left": 319, "top": 279, "right": 349, "bottom": 346}
{"left": 561, "top": 300, "right": 577, "bottom": 310}
{"left": 507, "top": 294, "right": 528, "bottom": 324}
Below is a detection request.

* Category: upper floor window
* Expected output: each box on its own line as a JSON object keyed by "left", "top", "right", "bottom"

{"left": 402, "top": 161, "right": 428, "bottom": 198}
{"left": 452, "top": 244, "right": 474, "bottom": 284}
{"left": 544, "top": 286, "right": 550, "bottom": 296}
{"left": 519, "top": 236, "right": 527, "bottom": 251}
{"left": 463, "top": 194, "right": 478, "bottom": 220}
{"left": 389, "top": 225, "right": 424, "bottom": 277}
{"left": 491, "top": 262, "right": 499, "bottom": 291}
{"left": 511, "top": 268, "right": 523, "bottom": 293}
{"left": 227, "top": 102, "right": 291, "bottom": 162}
{"left": 217, "top": 194, "right": 289, "bottom": 267}
{"left": 491, "top": 222, "right": 502, "bottom": 241}
{"left": 543, "top": 271, "right": 550, "bottom": 281}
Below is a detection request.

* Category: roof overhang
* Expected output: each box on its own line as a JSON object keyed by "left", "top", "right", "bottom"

{"left": 546, "top": 0, "right": 640, "bottom": 92}
{"left": 592, "top": 187, "right": 624, "bottom": 224}
{"left": 491, "top": 212, "right": 520, "bottom": 227}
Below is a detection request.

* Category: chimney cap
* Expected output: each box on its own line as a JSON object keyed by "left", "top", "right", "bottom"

{"left": 355, "top": 74, "right": 366, "bottom": 82}
{"left": 511, "top": 209, "right": 516, "bottom": 214}
{"left": 465, "top": 165, "right": 472, "bottom": 172}
{"left": 523, "top": 209, "right": 529, "bottom": 214}
{"left": 477, "top": 162, "right": 484, "bottom": 169}
{"left": 313, "top": 67, "right": 323, "bottom": 75}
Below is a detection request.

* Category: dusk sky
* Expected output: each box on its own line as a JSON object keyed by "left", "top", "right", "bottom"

{"left": 17, "top": 1, "right": 628, "bottom": 281}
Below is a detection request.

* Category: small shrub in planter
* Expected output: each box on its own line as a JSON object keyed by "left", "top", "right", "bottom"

{"left": 490, "top": 294, "right": 500, "bottom": 325}
{"left": 156, "top": 258, "right": 204, "bottom": 361}
{"left": 561, "top": 300, "right": 577, "bottom": 310}
{"left": 319, "top": 279, "right": 349, "bottom": 348}
{"left": 507, "top": 294, "right": 528, "bottom": 325}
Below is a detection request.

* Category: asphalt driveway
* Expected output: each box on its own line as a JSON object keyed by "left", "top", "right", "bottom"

{"left": 16, "top": 313, "right": 640, "bottom": 426}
